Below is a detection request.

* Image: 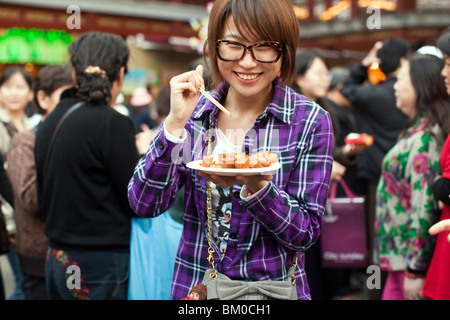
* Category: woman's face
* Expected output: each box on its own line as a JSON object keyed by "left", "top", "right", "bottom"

{"left": 442, "top": 55, "right": 450, "bottom": 96}
{"left": 295, "top": 57, "right": 330, "bottom": 102}
{"left": 217, "top": 16, "right": 282, "bottom": 101}
{"left": 394, "top": 60, "right": 416, "bottom": 119}
{"left": 0, "top": 72, "right": 33, "bottom": 113}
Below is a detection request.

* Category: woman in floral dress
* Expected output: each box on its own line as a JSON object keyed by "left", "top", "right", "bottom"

{"left": 374, "top": 53, "right": 450, "bottom": 300}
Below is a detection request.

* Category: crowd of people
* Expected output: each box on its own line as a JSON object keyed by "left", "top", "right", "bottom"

{"left": 0, "top": 0, "right": 450, "bottom": 301}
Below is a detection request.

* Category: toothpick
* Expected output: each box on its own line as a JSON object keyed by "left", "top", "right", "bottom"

{"left": 199, "top": 87, "right": 232, "bottom": 118}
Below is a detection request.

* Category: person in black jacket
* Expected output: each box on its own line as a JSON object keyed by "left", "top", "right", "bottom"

{"left": 340, "top": 38, "right": 410, "bottom": 300}
{"left": 34, "top": 32, "right": 139, "bottom": 300}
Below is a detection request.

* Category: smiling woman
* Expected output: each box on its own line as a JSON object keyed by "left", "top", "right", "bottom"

{"left": 128, "top": 0, "right": 334, "bottom": 301}
{"left": 205, "top": 0, "right": 299, "bottom": 88}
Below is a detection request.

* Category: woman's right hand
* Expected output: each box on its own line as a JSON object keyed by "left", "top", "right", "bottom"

{"left": 165, "top": 64, "right": 204, "bottom": 137}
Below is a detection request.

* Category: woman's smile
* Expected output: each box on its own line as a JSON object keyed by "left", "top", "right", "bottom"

{"left": 235, "top": 72, "right": 262, "bottom": 81}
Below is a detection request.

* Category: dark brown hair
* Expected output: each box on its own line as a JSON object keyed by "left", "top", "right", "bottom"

{"left": 205, "top": 0, "right": 300, "bottom": 88}
{"left": 377, "top": 38, "right": 411, "bottom": 76}
{"left": 0, "top": 66, "right": 32, "bottom": 89}
{"left": 69, "top": 32, "right": 129, "bottom": 105}
{"left": 401, "top": 53, "right": 450, "bottom": 139}
{"left": 32, "top": 65, "right": 73, "bottom": 114}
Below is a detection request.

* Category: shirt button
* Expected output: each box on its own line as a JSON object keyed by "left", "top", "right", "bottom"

{"left": 229, "top": 233, "right": 237, "bottom": 239}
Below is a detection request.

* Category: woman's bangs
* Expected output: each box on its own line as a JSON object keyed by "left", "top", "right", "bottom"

{"left": 230, "top": 2, "right": 276, "bottom": 42}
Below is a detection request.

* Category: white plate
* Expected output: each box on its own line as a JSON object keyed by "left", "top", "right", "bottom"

{"left": 186, "top": 160, "right": 281, "bottom": 176}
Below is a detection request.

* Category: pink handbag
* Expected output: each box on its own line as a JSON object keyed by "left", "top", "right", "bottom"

{"left": 320, "top": 179, "right": 368, "bottom": 268}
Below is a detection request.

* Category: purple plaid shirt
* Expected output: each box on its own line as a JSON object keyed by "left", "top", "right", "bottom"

{"left": 128, "top": 79, "right": 333, "bottom": 300}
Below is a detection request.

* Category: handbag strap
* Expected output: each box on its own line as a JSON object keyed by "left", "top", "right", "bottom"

{"left": 205, "top": 126, "right": 217, "bottom": 280}
{"left": 204, "top": 126, "right": 297, "bottom": 285}
{"left": 329, "top": 179, "right": 356, "bottom": 201}
{"left": 43, "top": 102, "right": 84, "bottom": 182}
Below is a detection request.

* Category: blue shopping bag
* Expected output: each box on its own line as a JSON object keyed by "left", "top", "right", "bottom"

{"left": 128, "top": 211, "right": 183, "bottom": 300}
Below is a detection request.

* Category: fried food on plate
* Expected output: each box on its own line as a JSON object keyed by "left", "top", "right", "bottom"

{"left": 200, "top": 152, "right": 278, "bottom": 169}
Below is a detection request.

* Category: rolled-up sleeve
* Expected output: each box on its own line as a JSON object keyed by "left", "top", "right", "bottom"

{"left": 243, "top": 109, "right": 334, "bottom": 251}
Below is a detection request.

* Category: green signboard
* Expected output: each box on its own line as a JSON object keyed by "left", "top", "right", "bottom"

{"left": 0, "top": 27, "right": 73, "bottom": 65}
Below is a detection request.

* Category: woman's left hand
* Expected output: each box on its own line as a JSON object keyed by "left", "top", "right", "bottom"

{"left": 236, "top": 174, "right": 273, "bottom": 193}
{"left": 198, "top": 171, "right": 273, "bottom": 193}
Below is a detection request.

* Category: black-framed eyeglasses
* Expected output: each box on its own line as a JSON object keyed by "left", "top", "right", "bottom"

{"left": 216, "top": 40, "right": 284, "bottom": 63}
